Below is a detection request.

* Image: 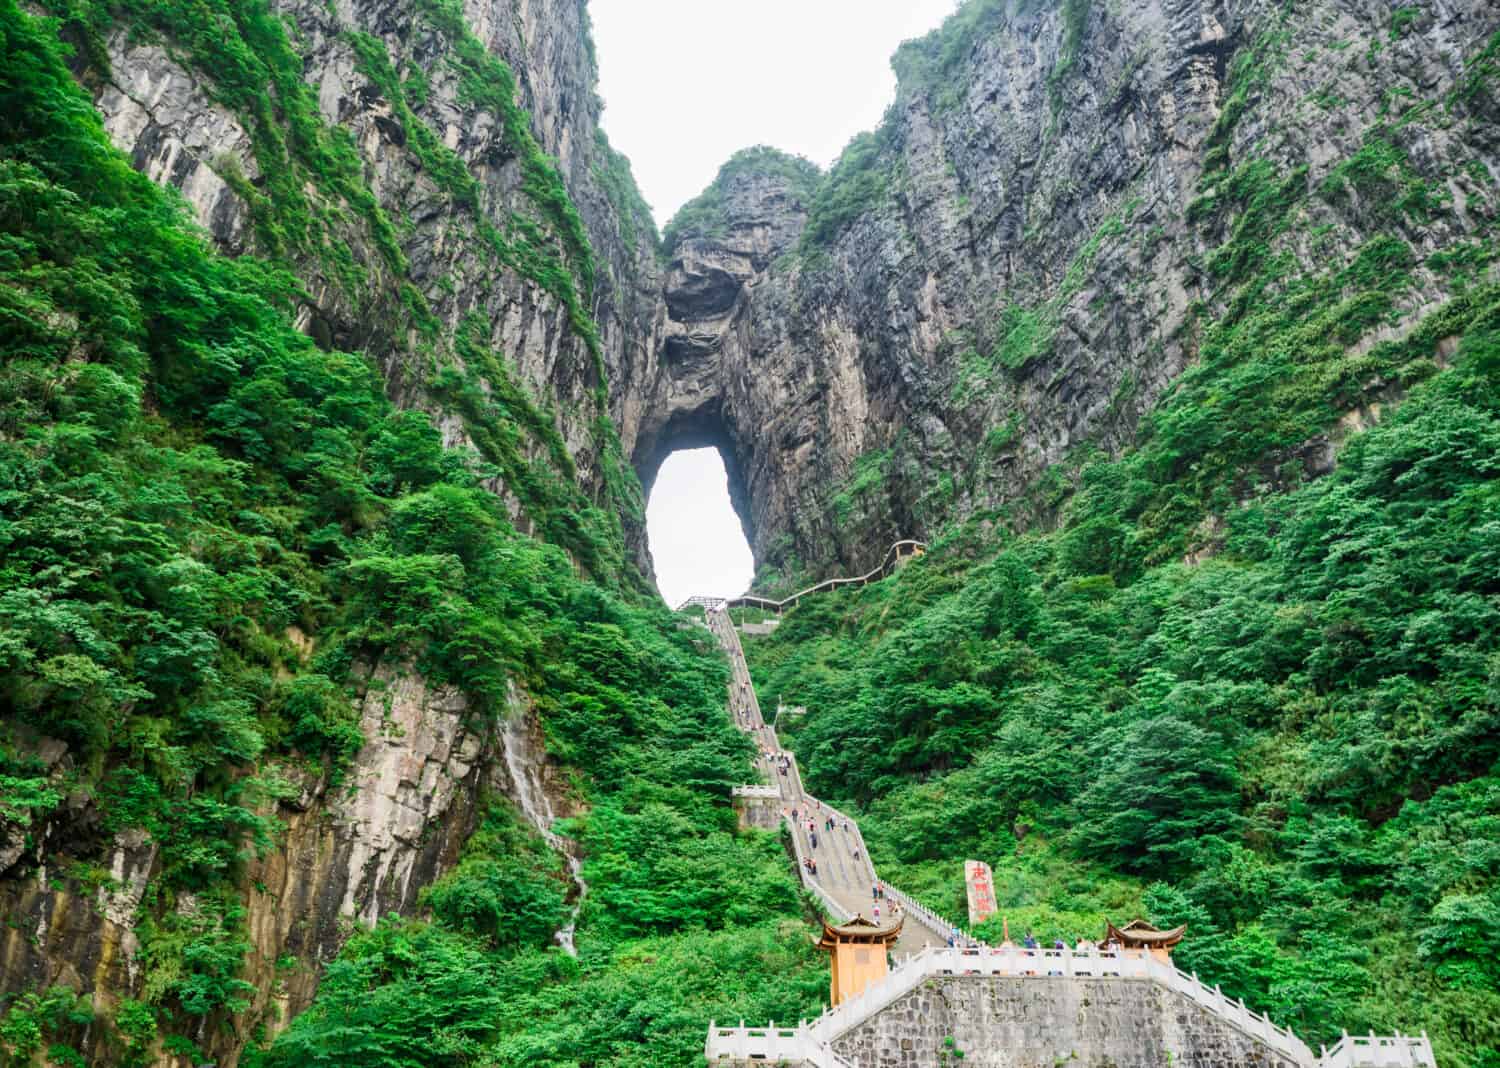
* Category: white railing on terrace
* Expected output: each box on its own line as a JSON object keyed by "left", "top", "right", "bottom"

{"left": 705, "top": 1021, "right": 851, "bottom": 1067}
{"left": 708, "top": 945, "right": 1416, "bottom": 1067}
{"left": 731, "top": 784, "right": 781, "bottom": 799}
{"left": 1321, "top": 1033, "right": 1436, "bottom": 1068}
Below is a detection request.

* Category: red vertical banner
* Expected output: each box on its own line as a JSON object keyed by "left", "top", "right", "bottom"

{"left": 965, "top": 860, "right": 997, "bottom": 927}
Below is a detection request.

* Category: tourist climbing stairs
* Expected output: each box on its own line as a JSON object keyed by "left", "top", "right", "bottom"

{"left": 704, "top": 605, "right": 972, "bottom": 956}
{"left": 695, "top": 571, "right": 1436, "bottom": 1068}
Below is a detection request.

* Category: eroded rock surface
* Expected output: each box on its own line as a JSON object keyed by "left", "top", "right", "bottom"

{"left": 0, "top": 664, "right": 581, "bottom": 1066}
{"left": 635, "top": 0, "right": 1499, "bottom": 580}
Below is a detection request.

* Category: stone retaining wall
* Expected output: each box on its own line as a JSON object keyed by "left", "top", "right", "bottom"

{"left": 830, "top": 975, "right": 1304, "bottom": 1068}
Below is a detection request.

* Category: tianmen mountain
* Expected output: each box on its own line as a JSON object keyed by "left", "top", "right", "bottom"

{"left": 0, "top": 0, "right": 1497, "bottom": 1064}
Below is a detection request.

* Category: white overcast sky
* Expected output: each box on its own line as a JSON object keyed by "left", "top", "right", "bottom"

{"left": 592, "top": 0, "right": 956, "bottom": 604}
{"left": 590, "top": 0, "right": 957, "bottom": 225}
{"left": 646, "top": 449, "right": 754, "bottom": 607}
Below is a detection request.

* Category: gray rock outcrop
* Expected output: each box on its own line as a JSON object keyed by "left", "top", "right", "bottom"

{"left": 0, "top": 664, "right": 574, "bottom": 1065}
{"left": 636, "top": 0, "right": 1499, "bottom": 581}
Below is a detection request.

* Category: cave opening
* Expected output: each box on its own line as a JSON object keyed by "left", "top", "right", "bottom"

{"left": 644, "top": 444, "right": 753, "bottom": 609}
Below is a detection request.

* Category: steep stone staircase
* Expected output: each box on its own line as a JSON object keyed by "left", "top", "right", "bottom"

{"left": 704, "top": 606, "right": 972, "bottom": 956}
{"left": 697, "top": 586, "right": 1438, "bottom": 1068}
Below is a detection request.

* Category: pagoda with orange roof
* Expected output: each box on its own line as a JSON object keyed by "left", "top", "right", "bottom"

{"left": 816, "top": 915, "right": 903, "bottom": 1006}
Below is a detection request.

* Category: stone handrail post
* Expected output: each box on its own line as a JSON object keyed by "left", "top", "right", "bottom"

{"left": 709, "top": 946, "right": 1426, "bottom": 1067}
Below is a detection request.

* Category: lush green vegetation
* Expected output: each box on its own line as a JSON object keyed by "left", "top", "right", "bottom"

{"left": 741, "top": 22, "right": 1499, "bottom": 1064}
{"left": 799, "top": 128, "right": 896, "bottom": 251}
{"left": 891, "top": 0, "right": 1008, "bottom": 102}
{"left": 256, "top": 635, "right": 826, "bottom": 1066}
{"left": 0, "top": 3, "right": 819, "bottom": 1063}
{"left": 747, "top": 295, "right": 1500, "bottom": 1064}
{"left": 592, "top": 129, "right": 659, "bottom": 257}
{"left": 661, "top": 146, "right": 821, "bottom": 256}
{"left": 39, "top": 0, "right": 613, "bottom": 394}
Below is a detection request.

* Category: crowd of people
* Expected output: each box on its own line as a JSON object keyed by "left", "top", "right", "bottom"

{"left": 713, "top": 607, "right": 968, "bottom": 952}
{"left": 1018, "top": 933, "right": 1123, "bottom": 954}
{"left": 758, "top": 747, "right": 792, "bottom": 778}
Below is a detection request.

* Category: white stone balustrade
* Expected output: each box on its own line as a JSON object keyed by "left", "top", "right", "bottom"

{"left": 1321, "top": 1033, "right": 1436, "bottom": 1068}
{"left": 731, "top": 784, "right": 781, "bottom": 799}
{"left": 705, "top": 1020, "right": 828, "bottom": 1064}
{"left": 705, "top": 946, "right": 1437, "bottom": 1068}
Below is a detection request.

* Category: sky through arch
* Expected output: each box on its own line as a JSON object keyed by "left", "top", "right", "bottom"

{"left": 646, "top": 448, "right": 754, "bottom": 607}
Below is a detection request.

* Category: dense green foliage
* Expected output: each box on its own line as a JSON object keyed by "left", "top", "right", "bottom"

{"left": 254, "top": 597, "right": 825, "bottom": 1065}
{"left": 661, "top": 146, "right": 821, "bottom": 256}
{"left": 39, "top": 0, "right": 617, "bottom": 398}
{"left": 0, "top": 3, "right": 818, "bottom": 1063}
{"left": 592, "top": 129, "right": 660, "bottom": 257}
{"left": 890, "top": 0, "right": 1009, "bottom": 100}
{"left": 748, "top": 311, "right": 1500, "bottom": 1062}
{"left": 5, "top": 0, "right": 1498, "bottom": 1062}
{"left": 798, "top": 128, "right": 897, "bottom": 251}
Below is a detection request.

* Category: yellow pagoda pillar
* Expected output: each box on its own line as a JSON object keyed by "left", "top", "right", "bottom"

{"left": 817, "top": 915, "right": 903, "bottom": 1006}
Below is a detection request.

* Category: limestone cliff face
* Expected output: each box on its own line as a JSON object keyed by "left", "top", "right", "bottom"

{"left": 641, "top": 0, "right": 1499, "bottom": 582}
{"left": 0, "top": 670, "right": 575, "bottom": 1066}
{"left": 5, "top": 4, "right": 617, "bottom": 1054}
{"left": 83, "top": 0, "right": 663, "bottom": 537}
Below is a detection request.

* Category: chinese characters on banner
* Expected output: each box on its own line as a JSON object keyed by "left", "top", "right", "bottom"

{"left": 965, "top": 859, "right": 997, "bottom": 927}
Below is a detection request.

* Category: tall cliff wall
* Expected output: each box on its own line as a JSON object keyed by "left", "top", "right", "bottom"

{"left": 0, "top": 0, "right": 656, "bottom": 1062}
{"left": 77, "top": 0, "right": 666, "bottom": 572}
{"left": 646, "top": 0, "right": 1499, "bottom": 584}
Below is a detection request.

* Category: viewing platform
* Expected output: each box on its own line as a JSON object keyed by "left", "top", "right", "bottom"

{"left": 706, "top": 945, "right": 1437, "bottom": 1068}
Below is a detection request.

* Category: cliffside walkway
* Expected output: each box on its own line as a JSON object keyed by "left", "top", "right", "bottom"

{"left": 680, "top": 540, "right": 926, "bottom": 616}
{"left": 705, "top": 606, "right": 970, "bottom": 957}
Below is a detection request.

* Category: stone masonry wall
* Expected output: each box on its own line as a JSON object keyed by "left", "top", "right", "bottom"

{"left": 831, "top": 975, "right": 1304, "bottom": 1068}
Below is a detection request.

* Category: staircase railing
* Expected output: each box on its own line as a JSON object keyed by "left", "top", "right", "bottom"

{"left": 1320, "top": 1033, "right": 1435, "bottom": 1068}
{"left": 706, "top": 945, "right": 1431, "bottom": 1067}
{"left": 677, "top": 540, "right": 927, "bottom": 615}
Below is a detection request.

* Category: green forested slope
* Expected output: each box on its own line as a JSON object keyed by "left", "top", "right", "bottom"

{"left": 0, "top": 3, "right": 821, "bottom": 1063}
{"left": 747, "top": 304, "right": 1500, "bottom": 1063}
{"left": 741, "top": 16, "right": 1500, "bottom": 1061}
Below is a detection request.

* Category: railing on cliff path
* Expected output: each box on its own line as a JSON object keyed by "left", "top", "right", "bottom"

{"left": 706, "top": 945, "right": 1437, "bottom": 1068}
{"left": 676, "top": 540, "right": 927, "bottom": 615}
{"left": 704, "top": 596, "right": 979, "bottom": 950}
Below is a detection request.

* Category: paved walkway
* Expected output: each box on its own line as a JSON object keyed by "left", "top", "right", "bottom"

{"left": 706, "top": 608, "right": 955, "bottom": 956}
